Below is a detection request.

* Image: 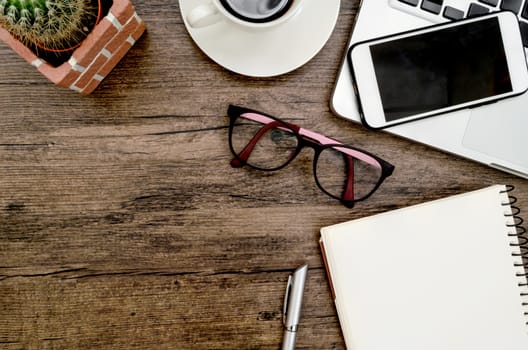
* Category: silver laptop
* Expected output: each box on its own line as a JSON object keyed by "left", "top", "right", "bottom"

{"left": 331, "top": 0, "right": 528, "bottom": 179}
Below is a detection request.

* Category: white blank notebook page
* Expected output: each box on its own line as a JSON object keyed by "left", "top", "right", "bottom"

{"left": 321, "top": 185, "right": 528, "bottom": 350}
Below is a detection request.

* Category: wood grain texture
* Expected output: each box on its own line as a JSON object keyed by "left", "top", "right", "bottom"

{"left": 1, "top": 0, "right": 527, "bottom": 349}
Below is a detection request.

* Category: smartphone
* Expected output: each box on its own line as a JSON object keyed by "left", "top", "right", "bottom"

{"left": 348, "top": 11, "right": 528, "bottom": 130}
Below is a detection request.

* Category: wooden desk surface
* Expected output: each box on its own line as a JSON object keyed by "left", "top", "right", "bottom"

{"left": 1, "top": 1, "right": 527, "bottom": 348}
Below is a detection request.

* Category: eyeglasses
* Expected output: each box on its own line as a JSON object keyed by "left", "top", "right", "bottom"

{"left": 227, "top": 105, "right": 395, "bottom": 208}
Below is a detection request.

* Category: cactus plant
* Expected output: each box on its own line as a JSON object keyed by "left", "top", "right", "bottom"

{"left": 0, "top": 0, "right": 100, "bottom": 52}
{"left": 0, "top": 0, "right": 145, "bottom": 93}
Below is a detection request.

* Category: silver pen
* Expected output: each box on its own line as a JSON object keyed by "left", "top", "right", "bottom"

{"left": 282, "top": 264, "right": 308, "bottom": 350}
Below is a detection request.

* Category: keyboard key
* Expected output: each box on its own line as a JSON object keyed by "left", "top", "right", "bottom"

{"left": 398, "top": 0, "right": 420, "bottom": 6}
{"left": 421, "top": 0, "right": 443, "bottom": 14}
{"left": 523, "top": 2, "right": 528, "bottom": 19}
{"left": 467, "top": 3, "right": 490, "bottom": 16}
{"left": 443, "top": 6, "right": 464, "bottom": 19}
{"left": 500, "top": 0, "right": 523, "bottom": 14}
{"left": 478, "top": 0, "right": 498, "bottom": 6}
{"left": 519, "top": 21, "right": 528, "bottom": 46}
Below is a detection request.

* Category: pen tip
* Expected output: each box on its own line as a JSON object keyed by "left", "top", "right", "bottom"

{"left": 295, "top": 264, "right": 308, "bottom": 273}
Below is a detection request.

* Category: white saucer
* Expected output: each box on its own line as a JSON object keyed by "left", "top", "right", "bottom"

{"left": 179, "top": 0, "right": 341, "bottom": 77}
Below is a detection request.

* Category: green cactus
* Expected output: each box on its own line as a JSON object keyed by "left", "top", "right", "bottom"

{"left": 0, "top": 0, "right": 98, "bottom": 52}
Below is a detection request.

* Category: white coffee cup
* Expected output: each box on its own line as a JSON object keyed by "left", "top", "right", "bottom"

{"left": 186, "top": 0, "right": 303, "bottom": 29}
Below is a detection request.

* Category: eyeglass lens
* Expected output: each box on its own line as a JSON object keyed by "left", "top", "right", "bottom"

{"left": 230, "top": 114, "right": 298, "bottom": 170}
{"left": 315, "top": 146, "right": 383, "bottom": 201}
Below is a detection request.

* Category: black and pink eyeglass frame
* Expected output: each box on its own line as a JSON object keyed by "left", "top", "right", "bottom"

{"left": 227, "top": 105, "right": 395, "bottom": 208}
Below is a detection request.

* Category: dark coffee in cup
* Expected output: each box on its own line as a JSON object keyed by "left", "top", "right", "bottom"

{"left": 220, "top": 0, "right": 293, "bottom": 23}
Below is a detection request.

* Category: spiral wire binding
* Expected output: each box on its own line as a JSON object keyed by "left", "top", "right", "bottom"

{"left": 501, "top": 185, "right": 528, "bottom": 326}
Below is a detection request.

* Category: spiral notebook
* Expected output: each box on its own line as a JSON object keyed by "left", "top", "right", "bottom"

{"left": 320, "top": 185, "right": 528, "bottom": 349}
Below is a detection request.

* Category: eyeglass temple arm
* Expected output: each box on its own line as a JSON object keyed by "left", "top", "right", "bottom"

{"left": 298, "top": 128, "right": 382, "bottom": 170}
{"left": 230, "top": 120, "right": 289, "bottom": 167}
{"left": 342, "top": 155, "right": 355, "bottom": 203}
{"left": 238, "top": 112, "right": 381, "bottom": 169}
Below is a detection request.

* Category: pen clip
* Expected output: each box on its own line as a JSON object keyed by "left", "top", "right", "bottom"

{"left": 282, "top": 274, "right": 292, "bottom": 326}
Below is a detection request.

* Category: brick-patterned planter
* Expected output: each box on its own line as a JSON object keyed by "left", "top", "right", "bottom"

{"left": 0, "top": 0, "right": 146, "bottom": 94}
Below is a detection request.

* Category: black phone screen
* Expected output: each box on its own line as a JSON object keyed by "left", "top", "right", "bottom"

{"left": 369, "top": 17, "right": 512, "bottom": 122}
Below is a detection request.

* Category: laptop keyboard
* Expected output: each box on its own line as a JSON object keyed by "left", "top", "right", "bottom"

{"left": 390, "top": 0, "right": 528, "bottom": 47}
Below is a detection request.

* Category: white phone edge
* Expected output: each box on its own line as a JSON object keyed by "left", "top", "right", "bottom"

{"left": 349, "top": 11, "right": 528, "bottom": 130}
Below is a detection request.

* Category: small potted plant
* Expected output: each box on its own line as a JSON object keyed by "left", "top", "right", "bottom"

{"left": 0, "top": 0, "right": 145, "bottom": 94}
